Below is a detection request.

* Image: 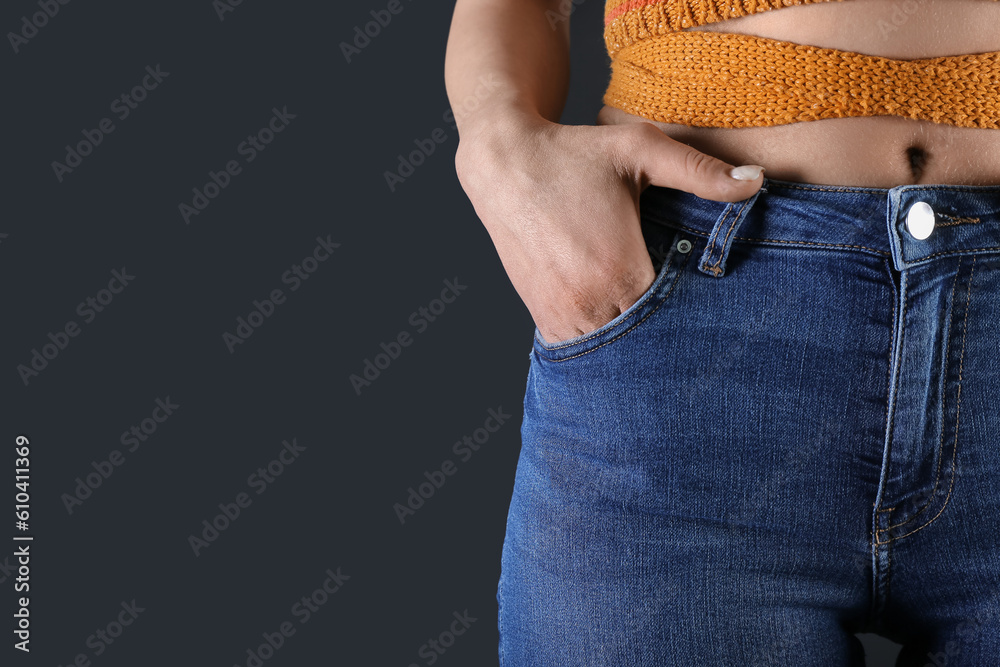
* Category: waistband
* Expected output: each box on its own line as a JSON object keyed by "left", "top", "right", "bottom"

{"left": 639, "top": 177, "right": 1000, "bottom": 277}
{"left": 603, "top": 31, "right": 1000, "bottom": 129}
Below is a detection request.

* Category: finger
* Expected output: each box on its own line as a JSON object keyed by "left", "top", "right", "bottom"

{"left": 621, "top": 122, "right": 765, "bottom": 203}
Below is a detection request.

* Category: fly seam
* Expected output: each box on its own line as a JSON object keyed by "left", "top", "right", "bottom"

{"left": 884, "top": 256, "right": 964, "bottom": 532}
{"left": 876, "top": 262, "right": 898, "bottom": 517}
{"left": 874, "top": 266, "right": 907, "bottom": 534}
{"left": 882, "top": 256, "right": 975, "bottom": 543}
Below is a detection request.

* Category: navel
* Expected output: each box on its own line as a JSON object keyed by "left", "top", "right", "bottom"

{"left": 906, "top": 145, "right": 929, "bottom": 181}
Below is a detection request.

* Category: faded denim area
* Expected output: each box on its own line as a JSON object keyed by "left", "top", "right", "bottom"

{"left": 499, "top": 178, "right": 1000, "bottom": 666}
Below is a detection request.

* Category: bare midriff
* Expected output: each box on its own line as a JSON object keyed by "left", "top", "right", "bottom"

{"left": 596, "top": 0, "right": 1000, "bottom": 187}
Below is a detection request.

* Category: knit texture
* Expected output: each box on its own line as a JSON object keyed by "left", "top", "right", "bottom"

{"left": 603, "top": 0, "right": 1000, "bottom": 128}
{"left": 604, "top": 0, "right": 845, "bottom": 56}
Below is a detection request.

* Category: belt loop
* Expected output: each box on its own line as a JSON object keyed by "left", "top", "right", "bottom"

{"left": 698, "top": 187, "right": 764, "bottom": 278}
{"left": 886, "top": 186, "right": 908, "bottom": 273}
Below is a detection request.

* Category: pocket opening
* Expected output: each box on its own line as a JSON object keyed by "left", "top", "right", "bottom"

{"left": 532, "top": 226, "right": 692, "bottom": 361}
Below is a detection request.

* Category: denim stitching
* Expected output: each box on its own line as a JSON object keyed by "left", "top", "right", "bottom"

{"left": 716, "top": 196, "right": 753, "bottom": 268}
{"left": 874, "top": 265, "right": 907, "bottom": 536}
{"left": 768, "top": 183, "right": 888, "bottom": 194}
{"left": 882, "top": 256, "right": 963, "bottom": 533}
{"left": 868, "top": 521, "right": 879, "bottom": 629}
{"left": 937, "top": 213, "right": 981, "bottom": 226}
{"left": 662, "top": 220, "right": 890, "bottom": 256}
{"left": 877, "top": 259, "right": 897, "bottom": 520}
{"left": 701, "top": 205, "right": 734, "bottom": 272}
{"left": 703, "top": 196, "right": 754, "bottom": 275}
{"left": 766, "top": 182, "right": 1000, "bottom": 195}
{"left": 872, "top": 511, "right": 895, "bottom": 619}
{"left": 905, "top": 247, "right": 1000, "bottom": 262}
{"left": 534, "top": 230, "right": 681, "bottom": 351}
{"left": 879, "top": 256, "right": 975, "bottom": 544}
{"left": 542, "top": 244, "right": 693, "bottom": 362}
{"left": 876, "top": 258, "right": 898, "bottom": 525}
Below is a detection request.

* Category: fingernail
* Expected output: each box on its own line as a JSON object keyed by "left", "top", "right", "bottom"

{"left": 730, "top": 165, "right": 765, "bottom": 181}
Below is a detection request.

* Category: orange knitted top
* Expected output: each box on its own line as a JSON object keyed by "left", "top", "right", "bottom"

{"left": 603, "top": 0, "right": 1000, "bottom": 128}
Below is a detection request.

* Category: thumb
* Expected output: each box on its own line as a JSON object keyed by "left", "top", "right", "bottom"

{"left": 630, "top": 123, "right": 764, "bottom": 203}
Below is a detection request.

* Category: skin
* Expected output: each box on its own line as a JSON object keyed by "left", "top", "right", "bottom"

{"left": 604, "top": 0, "right": 1000, "bottom": 186}
{"left": 444, "top": 0, "right": 1000, "bottom": 345}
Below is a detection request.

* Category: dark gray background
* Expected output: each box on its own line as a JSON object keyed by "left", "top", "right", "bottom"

{"left": 2, "top": 0, "right": 902, "bottom": 664}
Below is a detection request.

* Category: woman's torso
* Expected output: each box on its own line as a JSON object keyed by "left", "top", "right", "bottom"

{"left": 597, "top": 0, "right": 1000, "bottom": 186}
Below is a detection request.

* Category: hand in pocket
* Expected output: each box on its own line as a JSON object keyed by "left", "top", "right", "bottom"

{"left": 454, "top": 111, "right": 764, "bottom": 346}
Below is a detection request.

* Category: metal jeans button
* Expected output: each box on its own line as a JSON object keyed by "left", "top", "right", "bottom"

{"left": 906, "top": 201, "right": 935, "bottom": 240}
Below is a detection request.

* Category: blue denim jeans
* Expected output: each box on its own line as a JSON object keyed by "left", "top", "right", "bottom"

{"left": 498, "top": 177, "right": 1000, "bottom": 666}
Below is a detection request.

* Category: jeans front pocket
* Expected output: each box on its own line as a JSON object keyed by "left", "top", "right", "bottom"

{"left": 531, "top": 218, "right": 694, "bottom": 363}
